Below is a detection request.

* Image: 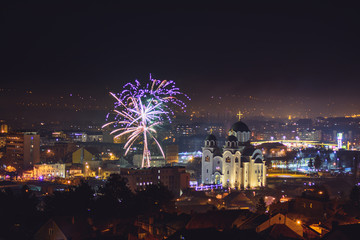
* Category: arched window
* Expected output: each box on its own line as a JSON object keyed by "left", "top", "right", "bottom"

{"left": 205, "top": 156, "right": 210, "bottom": 162}
{"left": 226, "top": 157, "right": 231, "bottom": 163}
{"left": 235, "top": 157, "right": 239, "bottom": 163}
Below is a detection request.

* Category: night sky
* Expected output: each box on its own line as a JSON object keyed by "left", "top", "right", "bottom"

{"left": 1, "top": 2, "right": 360, "bottom": 119}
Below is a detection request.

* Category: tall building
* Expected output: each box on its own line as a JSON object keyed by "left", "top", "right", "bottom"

{"left": 5, "top": 132, "right": 40, "bottom": 169}
{"left": 201, "top": 120, "right": 266, "bottom": 189}
{"left": 165, "top": 144, "right": 179, "bottom": 164}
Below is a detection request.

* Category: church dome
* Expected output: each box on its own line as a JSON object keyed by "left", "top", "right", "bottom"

{"left": 230, "top": 121, "right": 250, "bottom": 132}
{"left": 205, "top": 134, "right": 217, "bottom": 141}
{"left": 227, "top": 135, "right": 238, "bottom": 142}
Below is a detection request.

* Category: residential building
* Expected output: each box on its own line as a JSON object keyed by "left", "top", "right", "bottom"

{"left": 5, "top": 132, "right": 40, "bottom": 169}
{"left": 120, "top": 166, "right": 190, "bottom": 197}
{"left": 33, "top": 163, "right": 66, "bottom": 179}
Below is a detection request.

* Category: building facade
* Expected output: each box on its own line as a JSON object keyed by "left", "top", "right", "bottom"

{"left": 202, "top": 121, "right": 266, "bottom": 189}
{"left": 33, "top": 163, "right": 66, "bottom": 179}
{"left": 5, "top": 132, "right": 40, "bottom": 169}
{"left": 120, "top": 166, "right": 190, "bottom": 197}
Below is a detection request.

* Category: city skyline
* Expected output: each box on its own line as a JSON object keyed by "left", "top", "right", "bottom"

{"left": 0, "top": 87, "right": 358, "bottom": 126}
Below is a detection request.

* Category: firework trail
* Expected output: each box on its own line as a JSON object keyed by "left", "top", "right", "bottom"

{"left": 103, "top": 75, "right": 189, "bottom": 168}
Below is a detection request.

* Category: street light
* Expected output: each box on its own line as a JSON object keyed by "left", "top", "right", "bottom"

{"left": 85, "top": 162, "right": 89, "bottom": 177}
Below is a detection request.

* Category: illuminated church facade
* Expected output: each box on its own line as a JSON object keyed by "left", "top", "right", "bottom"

{"left": 201, "top": 119, "right": 266, "bottom": 189}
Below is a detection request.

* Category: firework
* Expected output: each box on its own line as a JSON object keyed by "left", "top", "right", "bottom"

{"left": 112, "top": 74, "right": 190, "bottom": 122}
{"left": 103, "top": 75, "right": 188, "bottom": 168}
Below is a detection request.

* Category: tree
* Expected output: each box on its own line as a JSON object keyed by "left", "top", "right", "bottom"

{"left": 349, "top": 186, "right": 360, "bottom": 206}
{"left": 0, "top": 185, "right": 40, "bottom": 239}
{"left": 256, "top": 197, "right": 267, "bottom": 214}
{"left": 92, "top": 174, "right": 135, "bottom": 219}
{"left": 44, "top": 181, "right": 94, "bottom": 217}
{"left": 314, "top": 155, "right": 322, "bottom": 170}
{"left": 101, "top": 174, "right": 134, "bottom": 203}
{"left": 135, "top": 183, "right": 174, "bottom": 214}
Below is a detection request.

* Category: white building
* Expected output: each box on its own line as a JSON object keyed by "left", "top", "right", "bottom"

{"left": 33, "top": 163, "right": 66, "bottom": 179}
{"left": 202, "top": 120, "right": 266, "bottom": 189}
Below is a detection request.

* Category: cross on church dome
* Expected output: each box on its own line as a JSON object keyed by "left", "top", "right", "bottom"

{"left": 237, "top": 110, "right": 243, "bottom": 121}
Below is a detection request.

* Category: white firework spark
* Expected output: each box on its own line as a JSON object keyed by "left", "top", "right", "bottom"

{"left": 103, "top": 93, "right": 166, "bottom": 168}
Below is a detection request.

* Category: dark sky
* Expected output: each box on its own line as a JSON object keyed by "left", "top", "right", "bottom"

{"left": 1, "top": 1, "right": 360, "bottom": 118}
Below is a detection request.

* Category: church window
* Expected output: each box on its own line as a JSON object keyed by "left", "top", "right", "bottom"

{"left": 205, "top": 156, "right": 210, "bottom": 162}
{"left": 235, "top": 157, "right": 239, "bottom": 163}
{"left": 227, "top": 171, "right": 229, "bottom": 174}
{"left": 310, "top": 203, "right": 313, "bottom": 208}
{"left": 226, "top": 157, "right": 231, "bottom": 163}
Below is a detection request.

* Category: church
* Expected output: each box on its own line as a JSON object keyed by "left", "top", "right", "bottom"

{"left": 201, "top": 118, "right": 266, "bottom": 189}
